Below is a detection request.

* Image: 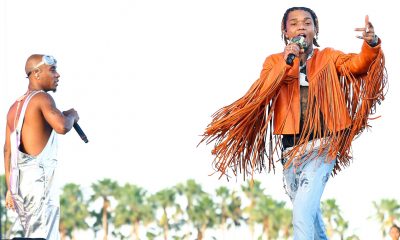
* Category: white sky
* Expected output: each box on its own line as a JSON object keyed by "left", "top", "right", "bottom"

{"left": 1, "top": 0, "right": 399, "bottom": 239}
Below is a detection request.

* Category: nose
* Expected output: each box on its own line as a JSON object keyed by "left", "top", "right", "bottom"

{"left": 297, "top": 23, "right": 306, "bottom": 30}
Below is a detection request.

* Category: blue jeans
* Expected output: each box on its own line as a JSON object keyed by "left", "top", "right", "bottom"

{"left": 282, "top": 149, "right": 336, "bottom": 240}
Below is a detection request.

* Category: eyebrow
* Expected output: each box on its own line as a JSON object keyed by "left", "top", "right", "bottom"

{"left": 289, "top": 17, "right": 312, "bottom": 22}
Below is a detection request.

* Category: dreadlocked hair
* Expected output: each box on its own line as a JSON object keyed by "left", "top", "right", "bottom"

{"left": 281, "top": 7, "right": 320, "bottom": 47}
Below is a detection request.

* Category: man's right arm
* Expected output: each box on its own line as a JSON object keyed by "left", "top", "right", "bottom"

{"left": 4, "top": 112, "right": 15, "bottom": 210}
{"left": 37, "top": 92, "right": 79, "bottom": 134}
{"left": 258, "top": 54, "right": 297, "bottom": 97}
{"left": 4, "top": 122, "right": 11, "bottom": 191}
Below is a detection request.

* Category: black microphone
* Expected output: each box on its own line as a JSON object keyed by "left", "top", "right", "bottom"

{"left": 286, "top": 36, "right": 307, "bottom": 65}
{"left": 73, "top": 122, "right": 89, "bottom": 143}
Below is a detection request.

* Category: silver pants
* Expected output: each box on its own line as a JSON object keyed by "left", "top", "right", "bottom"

{"left": 12, "top": 151, "right": 60, "bottom": 239}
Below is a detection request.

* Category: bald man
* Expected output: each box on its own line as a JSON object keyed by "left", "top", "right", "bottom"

{"left": 390, "top": 224, "right": 400, "bottom": 240}
{"left": 3, "top": 54, "right": 79, "bottom": 239}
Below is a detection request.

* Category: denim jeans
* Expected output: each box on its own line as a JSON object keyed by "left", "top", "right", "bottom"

{"left": 282, "top": 149, "right": 336, "bottom": 240}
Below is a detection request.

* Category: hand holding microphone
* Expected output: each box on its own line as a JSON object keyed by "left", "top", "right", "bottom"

{"left": 285, "top": 36, "right": 308, "bottom": 65}
{"left": 63, "top": 108, "right": 89, "bottom": 143}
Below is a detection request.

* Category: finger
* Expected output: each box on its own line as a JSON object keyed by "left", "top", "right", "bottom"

{"left": 291, "top": 45, "right": 300, "bottom": 52}
{"left": 365, "top": 15, "right": 369, "bottom": 27}
{"left": 354, "top": 28, "right": 367, "bottom": 32}
{"left": 356, "top": 35, "right": 372, "bottom": 39}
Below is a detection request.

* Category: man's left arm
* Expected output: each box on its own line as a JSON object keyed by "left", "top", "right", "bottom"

{"left": 335, "top": 15, "right": 383, "bottom": 75}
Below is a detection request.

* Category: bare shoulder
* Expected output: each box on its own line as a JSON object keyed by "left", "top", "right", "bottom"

{"left": 30, "top": 91, "right": 56, "bottom": 106}
{"left": 6, "top": 101, "right": 18, "bottom": 131}
{"left": 26, "top": 92, "right": 62, "bottom": 122}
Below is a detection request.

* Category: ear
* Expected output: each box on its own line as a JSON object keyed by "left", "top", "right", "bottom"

{"left": 34, "top": 69, "right": 40, "bottom": 79}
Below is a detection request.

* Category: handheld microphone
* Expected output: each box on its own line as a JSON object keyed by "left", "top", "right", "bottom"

{"left": 286, "top": 36, "right": 307, "bottom": 65}
{"left": 73, "top": 122, "right": 89, "bottom": 143}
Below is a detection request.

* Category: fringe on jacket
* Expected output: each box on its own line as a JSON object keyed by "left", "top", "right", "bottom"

{"left": 200, "top": 48, "right": 387, "bottom": 180}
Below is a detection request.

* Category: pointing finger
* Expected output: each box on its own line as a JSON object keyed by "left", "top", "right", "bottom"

{"left": 365, "top": 15, "right": 369, "bottom": 27}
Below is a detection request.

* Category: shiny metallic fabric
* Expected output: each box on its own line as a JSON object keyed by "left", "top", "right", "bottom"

{"left": 10, "top": 91, "right": 60, "bottom": 239}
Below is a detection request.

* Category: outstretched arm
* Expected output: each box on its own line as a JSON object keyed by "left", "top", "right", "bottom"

{"left": 335, "top": 15, "right": 382, "bottom": 75}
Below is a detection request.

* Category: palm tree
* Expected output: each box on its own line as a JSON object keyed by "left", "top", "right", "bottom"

{"left": 175, "top": 179, "right": 205, "bottom": 239}
{"left": 175, "top": 179, "right": 204, "bottom": 210}
{"left": 215, "top": 186, "right": 229, "bottom": 238}
{"left": 335, "top": 215, "right": 349, "bottom": 240}
{"left": 229, "top": 190, "right": 244, "bottom": 228}
{"left": 371, "top": 198, "right": 400, "bottom": 238}
{"left": 322, "top": 198, "right": 358, "bottom": 240}
{"left": 321, "top": 198, "right": 341, "bottom": 238}
{"left": 90, "top": 178, "right": 119, "bottom": 240}
{"left": 1, "top": 175, "right": 8, "bottom": 238}
{"left": 1, "top": 174, "right": 6, "bottom": 238}
{"left": 59, "top": 183, "right": 89, "bottom": 240}
{"left": 260, "top": 199, "right": 292, "bottom": 239}
{"left": 241, "top": 180, "right": 265, "bottom": 239}
{"left": 253, "top": 194, "right": 283, "bottom": 239}
{"left": 215, "top": 186, "right": 243, "bottom": 239}
{"left": 0, "top": 174, "right": 17, "bottom": 239}
{"left": 150, "top": 188, "right": 178, "bottom": 240}
{"left": 190, "top": 193, "right": 217, "bottom": 240}
{"left": 113, "top": 183, "right": 154, "bottom": 239}
{"left": 277, "top": 206, "right": 292, "bottom": 239}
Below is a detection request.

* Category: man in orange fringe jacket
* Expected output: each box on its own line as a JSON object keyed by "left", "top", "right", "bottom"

{"left": 201, "top": 7, "right": 386, "bottom": 239}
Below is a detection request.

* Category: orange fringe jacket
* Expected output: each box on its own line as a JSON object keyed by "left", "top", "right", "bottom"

{"left": 201, "top": 40, "right": 387, "bottom": 180}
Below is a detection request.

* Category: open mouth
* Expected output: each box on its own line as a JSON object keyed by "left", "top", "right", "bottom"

{"left": 296, "top": 34, "right": 308, "bottom": 48}
{"left": 297, "top": 33, "right": 307, "bottom": 39}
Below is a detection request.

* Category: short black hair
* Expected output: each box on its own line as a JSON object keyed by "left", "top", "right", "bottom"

{"left": 281, "top": 7, "right": 320, "bottom": 47}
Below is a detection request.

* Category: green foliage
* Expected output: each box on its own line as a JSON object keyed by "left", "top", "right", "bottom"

{"left": 215, "top": 186, "right": 243, "bottom": 230}
{"left": 321, "top": 198, "right": 358, "bottom": 239}
{"left": 90, "top": 178, "right": 119, "bottom": 240}
{"left": 241, "top": 180, "right": 265, "bottom": 239}
{"left": 113, "top": 183, "right": 154, "bottom": 239}
{"left": 59, "top": 183, "right": 89, "bottom": 238}
{"left": 0, "top": 174, "right": 398, "bottom": 239}
{"left": 149, "top": 187, "right": 178, "bottom": 240}
{"left": 371, "top": 198, "right": 400, "bottom": 237}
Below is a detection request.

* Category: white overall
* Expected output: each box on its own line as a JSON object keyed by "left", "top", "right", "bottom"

{"left": 9, "top": 90, "right": 60, "bottom": 239}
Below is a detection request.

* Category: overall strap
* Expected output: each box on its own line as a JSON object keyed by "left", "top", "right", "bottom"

{"left": 15, "top": 90, "right": 44, "bottom": 133}
{"left": 10, "top": 90, "right": 45, "bottom": 194}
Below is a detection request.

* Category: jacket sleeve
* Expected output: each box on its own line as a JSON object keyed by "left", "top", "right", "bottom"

{"left": 199, "top": 53, "right": 297, "bottom": 179}
{"left": 333, "top": 39, "right": 382, "bottom": 75}
{"left": 258, "top": 54, "right": 298, "bottom": 96}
